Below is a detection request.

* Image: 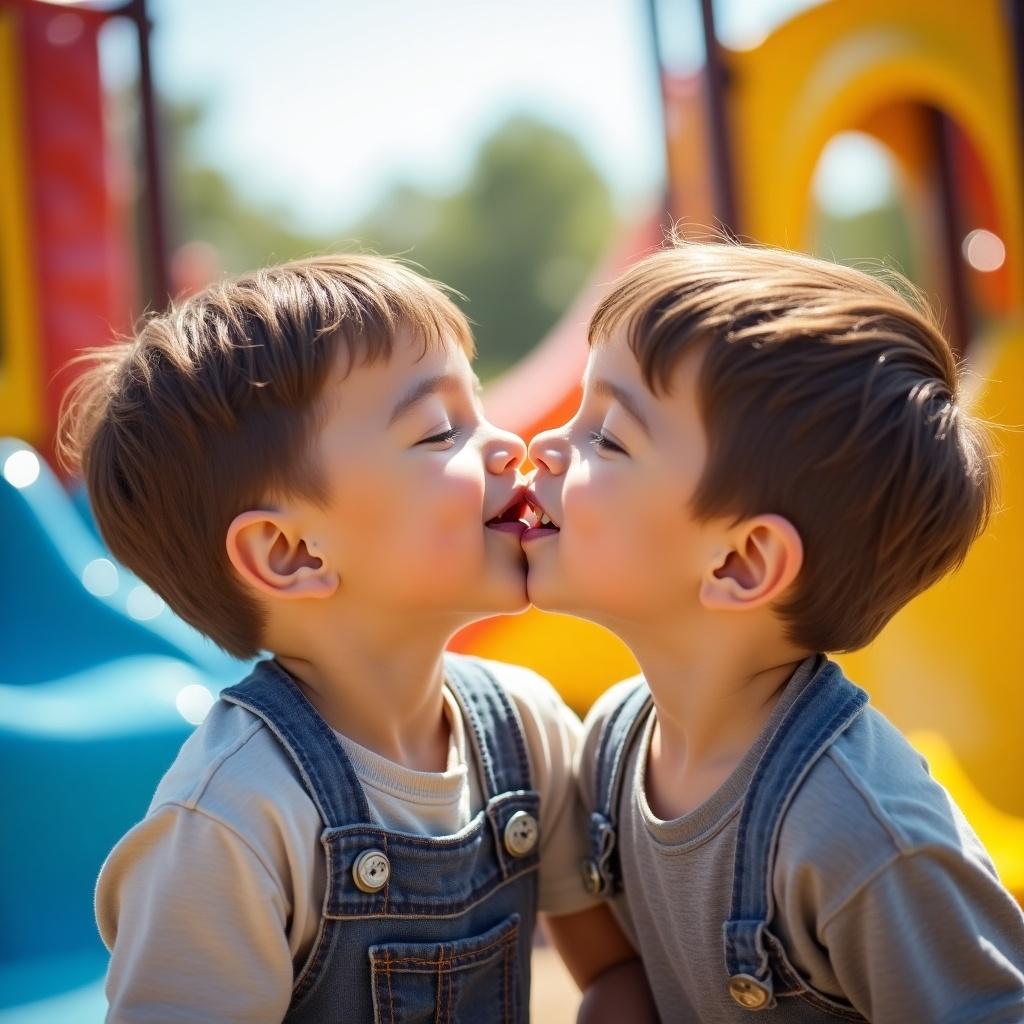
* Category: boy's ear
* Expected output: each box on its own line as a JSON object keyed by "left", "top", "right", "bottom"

{"left": 225, "top": 510, "right": 339, "bottom": 601}
{"left": 699, "top": 514, "right": 803, "bottom": 612}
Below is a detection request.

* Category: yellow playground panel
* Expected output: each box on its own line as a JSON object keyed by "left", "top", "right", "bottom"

{"left": 0, "top": 10, "right": 43, "bottom": 442}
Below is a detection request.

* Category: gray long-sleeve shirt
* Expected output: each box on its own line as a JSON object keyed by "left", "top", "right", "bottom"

{"left": 579, "top": 663, "right": 1024, "bottom": 1022}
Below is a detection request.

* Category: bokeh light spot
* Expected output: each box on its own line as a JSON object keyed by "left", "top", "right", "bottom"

{"left": 176, "top": 684, "right": 215, "bottom": 725}
{"left": 3, "top": 450, "right": 41, "bottom": 489}
{"left": 82, "top": 558, "right": 119, "bottom": 597}
{"left": 962, "top": 229, "right": 1006, "bottom": 273}
{"left": 126, "top": 585, "right": 166, "bottom": 620}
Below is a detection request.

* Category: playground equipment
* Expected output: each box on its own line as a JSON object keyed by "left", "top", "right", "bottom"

{"left": 1, "top": 0, "right": 1022, "bottom": 1018}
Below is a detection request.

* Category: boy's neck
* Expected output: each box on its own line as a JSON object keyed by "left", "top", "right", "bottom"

{"left": 621, "top": 616, "right": 809, "bottom": 820}
{"left": 273, "top": 618, "right": 454, "bottom": 774}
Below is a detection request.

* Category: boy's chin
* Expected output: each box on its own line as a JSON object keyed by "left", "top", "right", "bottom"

{"left": 463, "top": 568, "right": 530, "bottom": 618}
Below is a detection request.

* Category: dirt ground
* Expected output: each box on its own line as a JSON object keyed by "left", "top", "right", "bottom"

{"left": 531, "top": 938, "right": 581, "bottom": 1021}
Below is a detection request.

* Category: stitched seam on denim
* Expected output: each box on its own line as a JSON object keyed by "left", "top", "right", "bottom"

{"left": 594, "top": 686, "right": 637, "bottom": 810}
{"left": 728, "top": 685, "right": 864, "bottom": 974}
{"left": 436, "top": 942, "right": 444, "bottom": 1024}
{"left": 326, "top": 862, "right": 538, "bottom": 920}
{"left": 504, "top": 927, "right": 511, "bottom": 1022}
{"left": 457, "top": 657, "right": 534, "bottom": 791}
{"left": 606, "top": 694, "right": 651, "bottom": 852}
{"left": 291, "top": 916, "right": 338, "bottom": 1006}
{"left": 740, "top": 699, "right": 863, "bottom": 953}
{"left": 226, "top": 664, "right": 371, "bottom": 822}
{"left": 447, "top": 657, "right": 534, "bottom": 797}
{"left": 731, "top": 686, "right": 862, "bottom": 926}
{"left": 757, "top": 695, "right": 868, "bottom": 930}
{"left": 223, "top": 694, "right": 347, "bottom": 826}
{"left": 325, "top": 797, "right": 536, "bottom": 849}
{"left": 764, "top": 932, "right": 863, "bottom": 1018}
{"left": 178, "top": 718, "right": 263, "bottom": 809}
{"left": 479, "top": 664, "right": 533, "bottom": 792}
{"left": 255, "top": 699, "right": 368, "bottom": 824}
{"left": 331, "top": 861, "right": 509, "bottom": 915}
{"left": 595, "top": 682, "right": 648, "bottom": 821}
{"left": 388, "top": 958, "right": 395, "bottom": 1022}
{"left": 291, "top": 919, "right": 328, "bottom": 1001}
{"left": 449, "top": 675, "right": 498, "bottom": 796}
{"left": 376, "top": 929, "right": 516, "bottom": 968}
{"left": 292, "top": 847, "right": 337, "bottom": 998}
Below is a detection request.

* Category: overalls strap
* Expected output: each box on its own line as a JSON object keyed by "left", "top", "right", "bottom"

{"left": 583, "top": 678, "right": 652, "bottom": 898}
{"left": 723, "top": 660, "right": 868, "bottom": 1012}
{"left": 443, "top": 654, "right": 534, "bottom": 797}
{"left": 221, "top": 658, "right": 370, "bottom": 825}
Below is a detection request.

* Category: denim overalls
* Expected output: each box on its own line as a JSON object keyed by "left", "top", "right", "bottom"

{"left": 221, "top": 654, "right": 539, "bottom": 1023}
{"left": 583, "top": 660, "right": 870, "bottom": 1020}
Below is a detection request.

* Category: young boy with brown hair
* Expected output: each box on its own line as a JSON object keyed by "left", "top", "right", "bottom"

{"left": 61, "top": 255, "right": 640, "bottom": 1022}
{"left": 524, "top": 241, "right": 1024, "bottom": 1021}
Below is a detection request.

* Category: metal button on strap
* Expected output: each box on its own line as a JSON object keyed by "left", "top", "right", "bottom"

{"left": 581, "top": 858, "right": 602, "bottom": 896}
{"left": 503, "top": 810, "right": 539, "bottom": 857}
{"left": 728, "top": 974, "right": 771, "bottom": 1010}
{"left": 352, "top": 849, "right": 390, "bottom": 893}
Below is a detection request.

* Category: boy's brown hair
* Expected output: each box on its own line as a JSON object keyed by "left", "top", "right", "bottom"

{"left": 59, "top": 255, "right": 474, "bottom": 659}
{"left": 590, "top": 241, "right": 995, "bottom": 653}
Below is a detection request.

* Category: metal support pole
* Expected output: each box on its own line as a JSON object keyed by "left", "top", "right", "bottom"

{"left": 111, "top": 0, "right": 170, "bottom": 310}
{"left": 698, "top": 0, "right": 737, "bottom": 235}
{"left": 931, "top": 108, "right": 971, "bottom": 355}
{"left": 644, "top": 0, "right": 679, "bottom": 225}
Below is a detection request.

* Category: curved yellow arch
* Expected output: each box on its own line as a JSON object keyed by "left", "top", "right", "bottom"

{"left": 727, "top": 0, "right": 1022, "bottom": 302}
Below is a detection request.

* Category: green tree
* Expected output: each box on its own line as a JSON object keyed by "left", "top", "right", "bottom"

{"left": 350, "top": 116, "right": 617, "bottom": 377}
{"left": 163, "top": 105, "right": 617, "bottom": 378}
{"left": 166, "top": 101, "right": 332, "bottom": 271}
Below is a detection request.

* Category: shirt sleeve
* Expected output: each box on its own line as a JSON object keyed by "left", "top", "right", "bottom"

{"left": 821, "top": 844, "right": 1024, "bottom": 1023}
{"left": 485, "top": 661, "right": 601, "bottom": 917}
{"left": 96, "top": 803, "right": 296, "bottom": 1024}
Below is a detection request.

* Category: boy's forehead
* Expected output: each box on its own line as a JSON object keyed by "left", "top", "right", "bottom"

{"left": 585, "top": 331, "right": 644, "bottom": 389}
{"left": 323, "top": 333, "right": 477, "bottom": 415}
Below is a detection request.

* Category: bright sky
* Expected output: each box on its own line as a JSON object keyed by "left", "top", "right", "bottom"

{"left": 98, "top": 0, "right": 889, "bottom": 232}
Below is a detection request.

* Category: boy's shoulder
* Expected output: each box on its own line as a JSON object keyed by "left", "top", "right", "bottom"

{"left": 147, "top": 693, "right": 318, "bottom": 843}
{"left": 775, "top": 701, "right": 996, "bottom": 914}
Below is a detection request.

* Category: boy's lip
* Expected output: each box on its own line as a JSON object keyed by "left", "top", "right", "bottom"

{"left": 485, "top": 486, "right": 533, "bottom": 537}
{"left": 520, "top": 488, "right": 560, "bottom": 543}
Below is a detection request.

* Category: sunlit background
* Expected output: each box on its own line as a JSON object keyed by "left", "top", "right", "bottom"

{"left": 89, "top": 0, "right": 930, "bottom": 380}
{"left": 1, "top": 0, "right": 1022, "bottom": 1020}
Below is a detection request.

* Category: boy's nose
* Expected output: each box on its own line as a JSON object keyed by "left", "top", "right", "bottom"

{"left": 528, "top": 429, "right": 567, "bottom": 476}
{"left": 485, "top": 429, "right": 528, "bottom": 474}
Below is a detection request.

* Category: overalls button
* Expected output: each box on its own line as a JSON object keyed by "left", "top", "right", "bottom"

{"left": 728, "top": 974, "right": 771, "bottom": 1009}
{"left": 352, "top": 849, "right": 390, "bottom": 893}
{"left": 503, "top": 811, "right": 539, "bottom": 857}
{"left": 581, "top": 859, "right": 603, "bottom": 895}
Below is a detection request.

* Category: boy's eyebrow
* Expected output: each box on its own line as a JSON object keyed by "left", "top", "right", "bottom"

{"left": 590, "top": 379, "right": 652, "bottom": 437}
{"left": 388, "top": 374, "right": 461, "bottom": 425}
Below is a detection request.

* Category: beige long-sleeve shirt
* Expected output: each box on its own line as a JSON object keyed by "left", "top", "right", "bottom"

{"left": 97, "top": 659, "right": 596, "bottom": 1023}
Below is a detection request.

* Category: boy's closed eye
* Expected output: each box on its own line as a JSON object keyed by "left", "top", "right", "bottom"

{"left": 418, "top": 426, "right": 461, "bottom": 447}
{"left": 588, "top": 429, "right": 628, "bottom": 455}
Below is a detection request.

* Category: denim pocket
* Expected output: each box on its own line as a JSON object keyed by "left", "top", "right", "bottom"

{"left": 369, "top": 914, "right": 521, "bottom": 1024}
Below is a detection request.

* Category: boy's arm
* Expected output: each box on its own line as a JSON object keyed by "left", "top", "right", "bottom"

{"left": 97, "top": 804, "right": 296, "bottom": 1023}
{"left": 816, "top": 845, "right": 1024, "bottom": 1022}
{"left": 544, "top": 905, "right": 660, "bottom": 1023}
